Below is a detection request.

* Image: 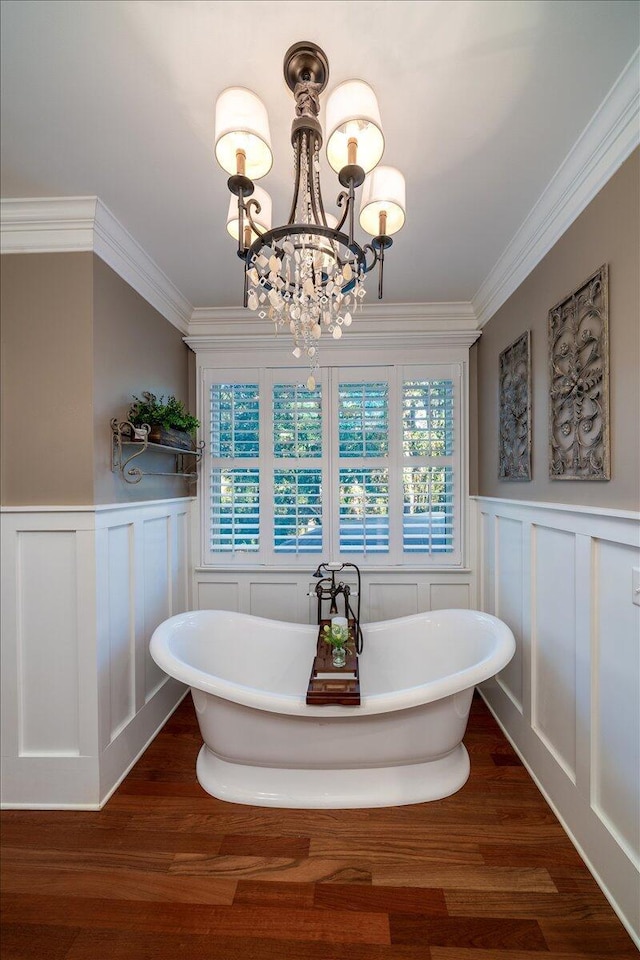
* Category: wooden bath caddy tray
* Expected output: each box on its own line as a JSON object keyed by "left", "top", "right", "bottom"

{"left": 306, "top": 619, "right": 360, "bottom": 706}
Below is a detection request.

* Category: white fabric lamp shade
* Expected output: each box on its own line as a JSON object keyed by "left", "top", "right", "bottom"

{"left": 325, "top": 80, "right": 384, "bottom": 175}
{"left": 215, "top": 87, "right": 273, "bottom": 180}
{"left": 359, "top": 166, "right": 406, "bottom": 236}
{"left": 226, "top": 185, "right": 272, "bottom": 242}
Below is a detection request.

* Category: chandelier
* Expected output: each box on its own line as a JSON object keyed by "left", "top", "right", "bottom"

{"left": 214, "top": 41, "right": 406, "bottom": 389}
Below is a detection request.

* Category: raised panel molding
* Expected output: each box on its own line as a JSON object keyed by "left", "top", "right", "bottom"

{"left": 1, "top": 499, "right": 193, "bottom": 809}
{"left": 17, "top": 530, "right": 81, "bottom": 757}
{"left": 429, "top": 582, "right": 470, "bottom": 611}
{"left": 368, "top": 583, "right": 419, "bottom": 621}
{"left": 495, "top": 516, "right": 524, "bottom": 713}
{"left": 474, "top": 496, "right": 640, "bottom": 948}
{"left": 591, "top": 538, "right": 640, "bottom": 867}
{"left": 531, "top": 524, "right": 577, "bottom": 783}
{"left": 106, "top": 523, "right": 135, "bottom": 744}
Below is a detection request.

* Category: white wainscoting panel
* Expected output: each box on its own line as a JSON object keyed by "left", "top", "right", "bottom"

{"left": 368, "top": 583, "right": 419, "bottom": 621}
{"left": 592, "top": 538, "right": 640, "bottom": 865}
{"left": 18, "top": 530, "right": 81, "bottom": 757}
{"left": 249, "top": 581, "right": 301, "bottom": 623}
{"left": 1, "top": 499, "right": 193, "bottom": 809}
{"left": 475, "top": 496, "right": 640, "bottom": 948}
{"left": 195, "top": 567, "right": 476, "bottom": 626}
{"left": 142, "top": 516, "right": 171, "bottom": 703}
{"left": 430, "top": 582, "right": 470, "bottom": 612}
{"left": 198, "top": 581, "right": 240, "bottom": 612}
{"left": 106, "top": 522, "right": 134, "bottom": 743}
{"left": 495, "top": 516, "right": 524, "bottom": 712}
{"left": 531, "top": 524, "right": 577, "bottom": 782}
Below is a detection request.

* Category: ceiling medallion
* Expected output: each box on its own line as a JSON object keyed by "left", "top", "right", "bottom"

{"left": 214, "top": 41, "right": 406, "bottom": 389}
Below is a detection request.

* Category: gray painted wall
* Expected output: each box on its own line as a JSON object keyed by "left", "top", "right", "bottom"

{"left": 1, "top": 252, "right": 192, "bottom": 506}
{"left": 1, "top": 252, "right": 95, "bottom": 505}
{"left": 476, "top": 148, "right": 639, "bottom": 511}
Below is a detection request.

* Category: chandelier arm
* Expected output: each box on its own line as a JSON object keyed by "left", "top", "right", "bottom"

{"left": 361, "top": 242, "right": 380, "bottom": 274}
{"left": 377, "top": 243, "right": 385, "bottom": 299}
{"left": 335, "top": 191, "right": 350, "bottom": 233}
{"left": 362, "top": 236, "right": 393, "bottom": 299}
{"left": 237, "top": 188, "right": 246, "bottom": 258}
{"left": 245, "top": 198, "right": 267, "bottom": 240}
{"left": 347, "top": 180, "right": 356, "bottom": 246}
{"left": 286, "top": 133, "right": 303, "bottom": 225}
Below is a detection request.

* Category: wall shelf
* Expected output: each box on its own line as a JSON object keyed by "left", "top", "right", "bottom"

{"left": 110, "top": 419, "right": 204, "bottom": 484}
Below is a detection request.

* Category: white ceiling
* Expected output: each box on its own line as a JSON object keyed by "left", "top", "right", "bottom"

{"left": 1, "top": 0, "right": 639, "bottom": 310}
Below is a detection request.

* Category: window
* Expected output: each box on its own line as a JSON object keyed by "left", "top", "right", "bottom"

{"left": 203, "top": 364, "right": 461, "bottom": 566}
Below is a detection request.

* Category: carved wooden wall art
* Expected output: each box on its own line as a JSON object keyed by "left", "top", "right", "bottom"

{"left": 498, "top": 331, "right": 531, "bottom": 480}
{"left": 548, "top": 264, "right": 609, "bottom": 480}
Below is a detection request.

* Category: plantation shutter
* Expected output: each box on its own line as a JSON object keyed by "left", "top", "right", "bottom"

{"left": 401, "top": 377, "right": 455, "bottom": 554}
{"left": 210, "top": 381, "right": 261, "bottom": 554}
{"left": 272, "top": 379, "right": 323, "bottom": 555}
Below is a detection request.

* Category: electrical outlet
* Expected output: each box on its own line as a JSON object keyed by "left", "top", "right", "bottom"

{"left": 633, "top": 567, "right": 640, "bottom": 607}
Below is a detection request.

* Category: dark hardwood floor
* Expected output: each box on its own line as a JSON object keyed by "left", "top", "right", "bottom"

{"left": 1, "top": 693, "right": 637, "bottom": 959}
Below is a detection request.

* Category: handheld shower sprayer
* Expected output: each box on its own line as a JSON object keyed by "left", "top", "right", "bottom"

{"left": 312, "top": 561, "right": 364, "bottom": 655}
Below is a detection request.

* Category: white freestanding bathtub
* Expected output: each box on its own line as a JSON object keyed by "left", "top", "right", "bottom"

{"left": 150, "top": 609, "right": 515, "bottom": 809}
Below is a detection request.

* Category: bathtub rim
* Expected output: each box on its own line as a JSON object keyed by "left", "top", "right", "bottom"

{"left": 150, "top": 608, "right": 516, "bottom": 719}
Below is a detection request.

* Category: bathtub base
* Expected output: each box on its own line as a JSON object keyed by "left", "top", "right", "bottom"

{"left": 195, "top": 743, "right": 470, "bottom": 809}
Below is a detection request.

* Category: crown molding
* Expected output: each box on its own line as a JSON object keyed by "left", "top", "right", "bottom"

{"left": 0, "top": 196, "right": 191, "bottom": 334}
{"left": 188, "top": 300, "right": 479, "bottom": 339}
{"left": 473, "top": 46, "right": 640, "bottom": 328}
{"left": 184, "top": 328, "right": 481, "bottom": 353}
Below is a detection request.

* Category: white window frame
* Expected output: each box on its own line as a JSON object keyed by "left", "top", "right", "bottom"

{"left": 201, "top": 360, "right": 463, "bottom": 569}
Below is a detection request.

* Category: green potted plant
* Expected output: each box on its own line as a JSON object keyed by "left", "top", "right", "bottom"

{"left": 127, "top": 392, "right": 200, "bottom": 451}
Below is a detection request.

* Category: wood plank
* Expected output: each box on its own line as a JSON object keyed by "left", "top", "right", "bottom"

{"left": 444, "top": 890, "right": 614, "bottom": 920}
{"left": 431, "top": 950, "right": 605, "bottom": 960}
{"left": 219, "top": 833, "right": 310, "bottom": 857}
{"left": 169, "top": 854, "right": 372, "bottom": 884}
{"left": 372, "top": 864, "right": 557, "bottom": 892}
{"left": 314, "top": 883, "right": 448, "bottom": 916}
{"left": 1, "top": 868, "right": 238, "bottom": 904}
{"left": 0, "top": 894, "right": 235, "bottom": 934}
{"left": 389, "top": 915, "right": 548, "bottom": 950}
{"left": 479, "top": 840, "right": 584, "bottom": 866}
{"left": 538, "top": 919, "right": 638, "bottom": 956}
{"left": 65, "top": 932, "right": 431, "bottom": 960}
{"left": 309, "top": 837, "right": 484, "bottom": 864}
{"left": 233, "top": 880, "right": 315, "bottom": 908}
{"left": 0, "top": 923, "right": 79, "bottom": 960}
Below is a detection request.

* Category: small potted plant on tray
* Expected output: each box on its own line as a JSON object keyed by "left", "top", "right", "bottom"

{"left": 127, "top": 392, "right": 200, "bottom": 451}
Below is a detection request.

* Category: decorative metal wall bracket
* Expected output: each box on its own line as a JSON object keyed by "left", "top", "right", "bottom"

{"left": 110, "top": 419, "right": 204, "bottom": 485}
